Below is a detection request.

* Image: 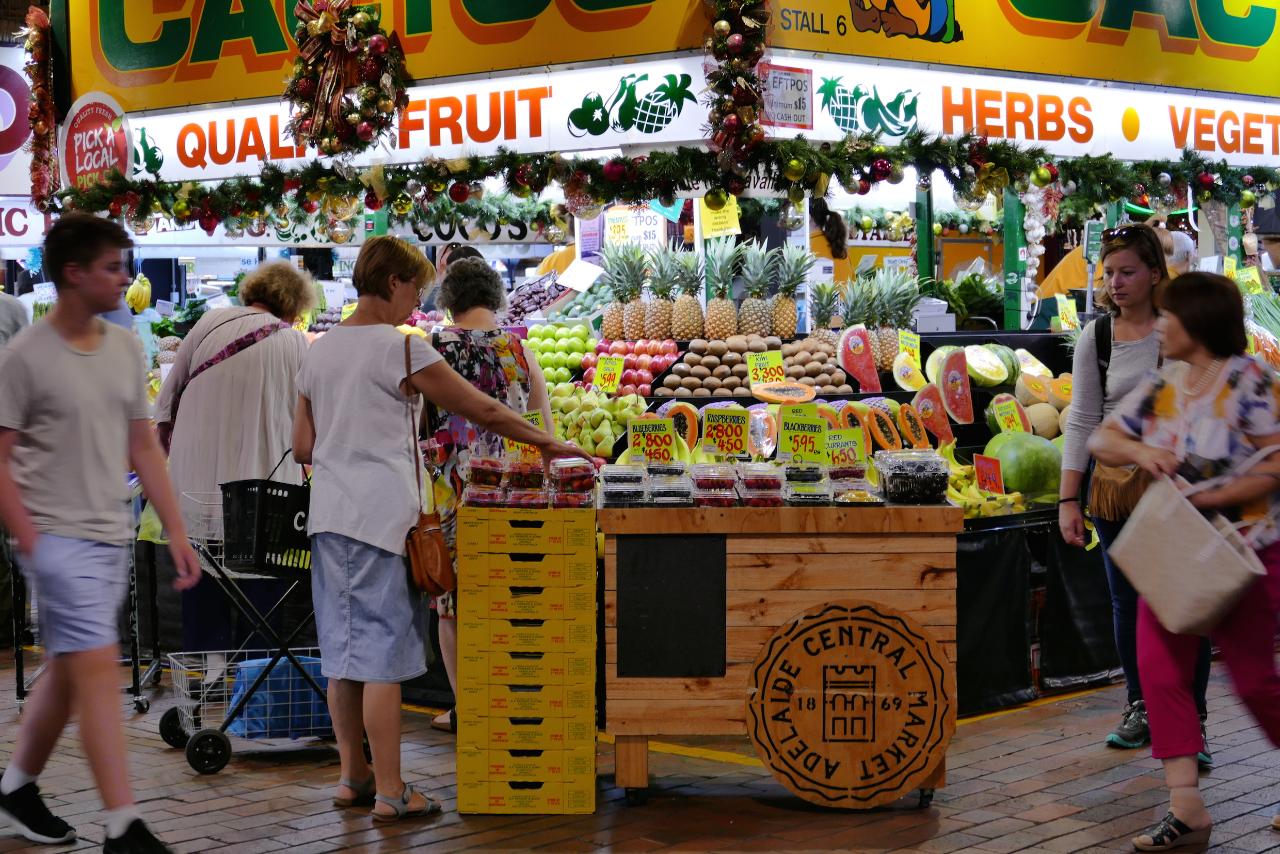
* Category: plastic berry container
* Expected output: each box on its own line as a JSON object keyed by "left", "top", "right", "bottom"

{"left": 551, "top": 491, "right": 595, "bottom": 509}
{"left": 874, "top": 450, "right": 949, "bottom": 505}
{"left": 652, "top": 494, "right": 696, "bottom": 509}
{"left": 548, "top": 458, "right": 596, "bottom": 492}
{"left": 503, "top": 489, "right": 549, "bottom": 509}
{"left": 738, "top": 486, "right": 785, "bottom": 508}
{"left": 784, "top": 463, "right": 826, "bottom": 484}
{"left": 832, "top": 479, "right": 883, "bottom": 506}
{"left": 646, "top": 460, "right": 686, "bottom": 478}
{"left": 828, "top": 462, "right": 869, "bottom": 482}
{"left": 467, "top": 456, "right": 505, "bottom": 488}
{"left": 600, "top": 484, "right": 647, "bottom": 508}
{"left": 738, "top": 463, "right": 784, "bottom": 491}
{"left": 462, "top": 485, "right": 505, "bottom": 507}
{"left": 503, "top": 461, "right": 545, "bottom": 490}
{"left": 785, "top": 480, "right": 833, "bottom": 506}
{"left": 692, "top": 488, "right": 739, "bottom": 508}
{"left": 600, "top": 464, "right": 646, "bottom": 486}
{"left": 690, "top": 464, "right": 737, "bottom": 491}
{"left": 648, "top": 476, "right": 693, "bottom": 502}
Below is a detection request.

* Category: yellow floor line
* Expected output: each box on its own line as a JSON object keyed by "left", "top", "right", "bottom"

{"left": 956, "top": 685, "right": 1108, "bottom": 726}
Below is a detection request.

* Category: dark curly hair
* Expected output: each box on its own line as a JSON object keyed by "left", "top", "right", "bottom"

{"left": 437, "top": 257, "right": 506, "bottom": 315}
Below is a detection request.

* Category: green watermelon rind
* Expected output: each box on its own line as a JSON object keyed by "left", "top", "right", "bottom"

{"left": 925, "top": 345, "right": 958, "bottom": 385}
{"left": 965, "top": 345, "right": 1009, "bottom": 388}
{"left": 989, "top": 432, "right": 1062, "bottom": 494}
{"left": 983, "top": 393, "right": 1031, "bottom": 435}
{"left": 989, "top": 345, "right": 1020, "bottom": 385}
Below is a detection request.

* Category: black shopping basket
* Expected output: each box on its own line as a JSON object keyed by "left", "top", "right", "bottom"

{"left": 221, "top": 452, "right": 310, "bottom": 574}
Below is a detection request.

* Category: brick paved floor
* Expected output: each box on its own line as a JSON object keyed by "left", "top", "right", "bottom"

{"left": 1, "top": 663, "right": 1278, "bottom": 852}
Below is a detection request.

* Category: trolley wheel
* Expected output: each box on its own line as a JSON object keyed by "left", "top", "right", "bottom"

{"left": 624, "top": 788, "right": 649, "bottom": 806}
{"left": 159, "top": 708, "right": 189, "bottom": 749}
{"left": 918, "top": 788, "right": 935, "bottom": 809}
{"left": 134, "top": 697, "right": 150, "bottom": 714}
{"left": 185, "top": 729, "right": 231, "bottom": 774}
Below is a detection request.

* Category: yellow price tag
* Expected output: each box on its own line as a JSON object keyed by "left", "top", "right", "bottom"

{"left": 827, "top": 427, "right": 867, "bottom": 467}
{"left": 778, "top": 403, "right": 818, "bottom": 421}
{"left": 504, "top": 412, "right": 546, "bottom": 461}
{"left": 898, "top": 330, "right": 921, "bottom": 369}
{"left": 1225, "top": 256, "right": 1238, "bottom": 280}
{"left": 594, "top": 355, "right": 624, "bottom": 394}
{"left": 699, "top": 195, "right": 741, "bottom": 239}
{"left": 993, "top": 399, "right": 1027, "bottom": 434}
{"left": 777, "top": 415, "right": 829, "bottom": 464}
{"left": 1248, "top": 333, "right": 1257, "bottom": 355}
{"left": 1055, "top": 295, "right": 1079, "bottom": 330}
{"left": 1238, "top": 266, "right": 1264, "bottom": 295}
{"left": 628, "top": 418, "right": 677, "bottom": 462}
{"left": 746, "top": 351, "right": 785, "bottom": 387}
{"left": 702, "top": 408, "right": 749, "bottom": 456}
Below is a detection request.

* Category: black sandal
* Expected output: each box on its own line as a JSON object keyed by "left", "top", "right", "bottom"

{"left": 1132, "top": 812, "right": 1212, "bottom": 851}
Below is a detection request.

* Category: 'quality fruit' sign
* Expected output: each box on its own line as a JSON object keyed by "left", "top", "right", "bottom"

{"left": 58, "top": 92, "right": 132, "bottom": 191}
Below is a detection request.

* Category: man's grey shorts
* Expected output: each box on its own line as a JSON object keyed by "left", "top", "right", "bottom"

{"left": 18, "top": 534, "right": 127, "bottom": 656}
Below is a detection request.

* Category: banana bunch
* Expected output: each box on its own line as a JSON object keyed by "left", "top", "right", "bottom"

{"left": 126, "top": 273, "right": 152, "bottom": 314}
{"left": 939, "top": 440, "right": 1027, "bottom": 518}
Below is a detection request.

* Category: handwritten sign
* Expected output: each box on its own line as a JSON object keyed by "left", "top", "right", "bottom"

{"left": 322, "top": 281, "right": 346, "bottom": 310}
{"left": 1237, "top": 265, "right": 1264, "bottom": 295}
{"left": 504, "top": 412, "right": 547, "bottom": 462}
{"left": 747, "top": 350, "right": 785, "bottom": 387}
{"left": 1055, "top": 295, "right": 1079, "bottom": 331}
{"left": 628, "top": 418, "right": 677, "bottom": 463}
{"left": 1224, "top": 255, "right": 1238, "bottom": 280}
{"left": 993, "top": 399, "right": 1027, "bottom": 434}
{"left": 974, "top": 454, "right": 1005, "bottom": 494}
{"left": 828, "top": 427, "right": 867, "bottom": 467}
{"left": 702, "top": 408, "right": 749, "bottom": 456}
{"left": 1083, "top": 220, "right": 1105, "bottom": 264}
{"left": 898, "top": 330, "right": 921, "bottom": 369}
{"left": 594, "top": 355, "right": 624, "bottom": 394}
{"left": 700, "top": 195, "right": 742, "bottom": 239}
{"left": 33, "top": 283, "right": 57, "bottom": 303}
{"left": 777, "top": 415, "right": 829, "bottom": 464}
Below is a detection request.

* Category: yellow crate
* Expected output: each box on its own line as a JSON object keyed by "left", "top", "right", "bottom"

{"left": 457, "top": 748, "right": 595, "bottom": 782}
{"left": 457, "top": 683, "right": 595, "bottom": 720}
{"left": 460, "top": 650, "right": 594, "bottom": 686}
{"left": 459, "top": 712, "right": 596, "bottom": 751}
{"left": 458, "top": 508, "right": 595, "bottom": 555}
{"left": 461, "top": 550, "right": 596, "bottom": 588}
{"left": 457, "top": 777, "right": 595, "bottom": 815}
{"left": 469, "top": 584, "right": 595, "bottom": 621}
{"left": 459, "top": 617, "right": 595, "bottom": 654}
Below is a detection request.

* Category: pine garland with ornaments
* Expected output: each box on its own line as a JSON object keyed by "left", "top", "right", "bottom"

{"left": 285, "top": 1, "right": 411, "bottom": 157}
{"left": 20, "top": 6, "right": 57, "bottom": 212}
{"left": 703, "top": 0, "right": 770, "bottom": 208}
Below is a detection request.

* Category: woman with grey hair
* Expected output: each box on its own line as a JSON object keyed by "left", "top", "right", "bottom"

{"left": 422, "top": 257, "right": 553, "bottom": 733}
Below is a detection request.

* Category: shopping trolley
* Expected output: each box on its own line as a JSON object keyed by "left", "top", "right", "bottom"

{"left": 160, "top": 468, "right": 332, "bottom": 774}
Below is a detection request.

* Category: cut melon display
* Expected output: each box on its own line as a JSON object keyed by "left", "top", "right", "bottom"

{"left": 1014, "top": 374, "right": 1051, "bottom": 407}
{"left": 1048, "top": 375, "right": 1073, "bottom": 410}
{"left": 892, "top": 351, "right": 927, "bottom": 391}
{"left": 983, "top": 393, "right": 1031, "bottom": 435}
{"left": 989, "top": 344, "right": 1020, "bottom": 385}
{"left": 912, "top": 384, "right": 954, "bottom": 443}
{"left": 925, "top": 346, "right": 958, "bottom": 385}
{"left": 837, "top": 327, "right": 882, "bottom": 393}
{"left": 662, "top": 400, "right": 701, "bottom": 450}
{"left": 965, "top": 345, "right": 1009, "bottom": 387}
{"left": 751, "top": 380, "right": 817, "bottom": 404}
{"left": 897, "top": 404, "right": 930, "bottom": 449}
{"left": 840, "top": 400, "right": 871, "bottom": 429}
{"left": 1015, "top": 348, "right": 1053, "bottom": 378}
{"left": 867, "top": 407, "right": 903, "bottom": 451}
{"left": 1026, "top": 402, "right": 1061, "bottom": 439}
{"left": 940, "top": 349, "right": 974, "bottom": 424}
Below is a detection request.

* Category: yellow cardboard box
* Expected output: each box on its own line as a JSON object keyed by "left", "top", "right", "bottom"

{"left": 457, "top": 777, "right": 595, "bottom": 815}
{"left": 466, "top": 550, "right": 596, "bottom": 587}
{"left": 458, "top": 509, "right": 595, "bottom": 555}
{"left": 456, "top": 683, "right": 595, "bottom": 720}
{"left": 468, "top": 584, "right": 595, "bottom": 621}
{"left": 460, "top": 617, "right": 595, "bottom": 653}
{"left": 460, "top": 650, "right": 594, "bottom": 686}
{"left": 458, "top": 712, "right": 596, "bottom": 750}
{"left": 457, "top": 747, "right": 595, "bottom": 782}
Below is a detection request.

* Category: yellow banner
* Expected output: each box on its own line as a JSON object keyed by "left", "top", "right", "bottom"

{"left": 68, "top": 1, "right": 704, "bottom": 112}
{"left": 772, "top": 2, "right": 1280, "bottom": 100}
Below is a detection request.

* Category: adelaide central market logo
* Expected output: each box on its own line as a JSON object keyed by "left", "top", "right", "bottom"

{"left": 819, "top": 78, "right": 919, "bottom": 139}
{"left": 568, "top": 73, "right": 696, "bottom": 137}
{"left": 0, "top": 63, "right": 31, "bottom": 176}
{"left": 58, "top": 92, "right": 133, "bottom": 191}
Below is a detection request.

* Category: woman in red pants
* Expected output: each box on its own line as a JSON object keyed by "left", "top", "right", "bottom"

{"left": 1090, "top": 272, "right": 1280, "bottom": 852}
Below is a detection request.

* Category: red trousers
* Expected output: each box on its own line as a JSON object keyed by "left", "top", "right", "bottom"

{"left": 1138, "top": 541, "right": 1280, "bottom": 760}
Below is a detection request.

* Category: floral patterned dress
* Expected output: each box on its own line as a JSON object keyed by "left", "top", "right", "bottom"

{"left": 425, "top": 327, "right": 534, "bottom": 617}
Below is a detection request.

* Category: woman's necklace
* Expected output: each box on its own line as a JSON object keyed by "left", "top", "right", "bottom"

{"left": 1179, "top": 358, "right": 1225, "bottom": 397}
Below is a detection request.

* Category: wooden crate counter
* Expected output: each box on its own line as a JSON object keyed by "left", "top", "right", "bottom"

{"left": 598, "top": 505, "right": 963, "bottom": 808}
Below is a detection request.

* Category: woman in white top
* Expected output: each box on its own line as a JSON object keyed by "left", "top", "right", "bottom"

{"left": 155, "top": 261, "right": 312, "bottom": 651}
{"left": 293, "top": 237, "right": 586, "bottom": 822}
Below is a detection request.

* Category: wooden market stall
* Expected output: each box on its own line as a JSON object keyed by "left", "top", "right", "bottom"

{"left": 598, "top": 506, "right": 963, "bottom": 808}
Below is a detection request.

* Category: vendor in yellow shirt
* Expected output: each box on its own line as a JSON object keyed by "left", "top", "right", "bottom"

{"left": 809, "top": 198, "right": 853, "bottom": 283}
{"left": 537, "top": 242, "right": 576, "bottom": 276}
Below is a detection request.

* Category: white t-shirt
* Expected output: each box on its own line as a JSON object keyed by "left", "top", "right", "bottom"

{"left": 297, "top": 325, "right": 442, "bottom": 555}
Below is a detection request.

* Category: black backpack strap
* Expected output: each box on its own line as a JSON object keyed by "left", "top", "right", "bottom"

{"left": 1095, "top": 314, "right": 1112, "bottom": 400}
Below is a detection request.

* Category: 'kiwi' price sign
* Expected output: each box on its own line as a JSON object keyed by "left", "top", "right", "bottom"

{"left": 748, "top": 350, "right": 785, "bottom": 387}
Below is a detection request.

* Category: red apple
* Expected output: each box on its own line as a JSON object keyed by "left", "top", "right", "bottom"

{"left": 621, "top": 369, "right": 639, "bottom": 385}
{"left": 632, "top": 338, "right": 647, "bottom": 353}
{"left": 619, "top": 384, "right": 637, "bottom": 396}
{"left": 596, "top": 341, "right": 610, "bottom": 354}
{"left": 635, "top": 354, "right": 651, "bottom": 372}
{"left": 638, "top": 384, "right": 652, "bottom": 397}
{"left": 647, "top": 341, "right": 662, "bottom": 357}
{"left": 581, "top": 353, "right": 598, "bottom": 370}
{"left": 623, "top": 354, "right": 638, "bottom": 370}
{"left": 583, "top": 367, "right": 596, "bottom": 383}
{"left": 609, "top": 341, "right": 627, "bottom": 355}
{"left": 637, "top": 369, "right": 653, "bottom": 385}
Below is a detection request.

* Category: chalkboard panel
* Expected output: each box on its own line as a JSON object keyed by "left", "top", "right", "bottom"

{"left": 616, "top": 535, "right": 726, "bottom": 678}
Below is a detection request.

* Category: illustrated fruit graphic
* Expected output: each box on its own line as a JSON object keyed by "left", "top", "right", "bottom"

{"left": 984, "top": 393, "right": 1031, "bottom": 435}
{"left": 704, "top": 237, "right": 741, "bottom": 340}
{"left": 671, "top": 251, "right": 706, "bottom": 341}
{"left": 772, "top": 243, "right": 814, "bottom": 341}
{"left": 912, "top": 384, "right": 954, "bottom": 444}
{"left": 751, "top": 380, "right": 817, "bottom": 404}
{"left": 940, "top": 349, "right": 974, "bottom": 424}
{"left": 1015, "top": 348, "right": 1053, "bottom": 378}
{"left": 817, "top": 78, "right": 919, "bottom": 137}
{"left": 892, "top": 351, "right": 926, "bottom": 391}
{"left": 737, "top": 240, "right": 777, "bottom": 337}
{"left": 632, "top": 73, "right": 697, "bottom": 134}
{"left": 965, "top": 344, "right": 1009, "bottom": 387}
{"left": 867, "top": 407, "right": 903, "bottom": 451}
{"left": 837, "top": 327, "right": 881, "bottom": 393}
{"left": 897, "top": 404, "right": 930, "bottom": 449}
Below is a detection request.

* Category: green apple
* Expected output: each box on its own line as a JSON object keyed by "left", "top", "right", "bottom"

{"left": 570, "top": 338, "right": 588, "bottom": 355}
{"left": 528, "top": 324, "right": 546, "bottom": 340}
{"left": 554, "top": 338, "right": 572, "bottom": 354}
{"left": 570, "top": 324, "right": 590, "bottom": 340}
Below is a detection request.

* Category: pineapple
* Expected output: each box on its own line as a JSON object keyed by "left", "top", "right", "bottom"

{"left": 772, "top": 244, "right": 815, "bottom": 340}
{"left": 645, "top": 242, "right": 679, "bottom": 340}
{"left": 704, "top": 237, "right": 742, "bottom": 341}
{"left": 599, "top": 243, "right": 646, "bottom": 341}
{"left": 624, "top": 291, "right": 647, "bottom": 341}
{"left": 670, "top": 251, "right": 705, "bottom": 341}
{"left": 737, "top": 241, "right": 777, "bottom": 337}
{"left": 867, "top": 268, "right": 921, "bottom": 371}
{"left": 809, "top": 282, "right": 843, "bottom": 348}
{"left": 632, "top": 74, "right": 697, "bottom": 134}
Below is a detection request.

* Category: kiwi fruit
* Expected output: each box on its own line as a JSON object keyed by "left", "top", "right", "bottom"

{"left": 721, "top": 376, "right": 741, "bottom": 390}
{"left": 655, "top": 387, "right": 674, "bottom": 397}
{"left": 781, "top": 343, "right": 798, "bottom": 358}
{"left": 829, "top": 369, "right": 847, "bottom": 387}
{"left": 812, "top": 351, "right": 828, "bottom": 364}
{"left": 786, "top": 365, "right": 806, "bottom": 380}
{"left": 747, "top": 339, "right": 767, "bottom": 353}
{"left": 674, "top": 387, "right": 693, "bottom": 397}
{"left": 707, "top": 340, "right": 729, "bottom": 357}
{"left": 712, "top": 364, "right": 732, "bottom": 379}
{"left": 799, "top": 376, "right": 817, "bottom": 387}
{"left": 805, "top": 363, "right": 824, "bottom": 378}
{"left": 712, "top": 387, "right": 733, "bottom": 397}
{"left": 765, "top": 336, "right": 783, "bottom": 350}
{"left": 689, "top": 339, "right": 709, "bottom": 354}
{"left": 731, "top": 363, "right": 750, "bottom": 378}
{"left": 726, "top": 335, "right": 749, "bottom": 353}
{"left": 692, "top": 387, "right": 711, "bottom": 397}
{"left": 722, "top": 352, "right": 744, "bottom": 367}
{"left": 732, "top": 386, "right": 752, "bottom": 397}
{"left": 663, "top": 374, "right": 682, "bottom": 389}
{"left": 703, "top": 375, "right": 723, "bottom": 389}
{"left": 672, "top": 363, "right": 691, "bottom": 378}
{"left": 836, "top": 384, "right": 854, "bottom": 395}
{"left": 683, "top": 352, "right": 702, "bottom": 366}
{"left": 821, "top": 385, "right": 839, "bottom": 395}
{"left": 681, "top": 376, "right": 702, "bottom": 390}
{"left": 690, "top": 365, "right": 712, "bottom": 380}
{"left": 794, "top": 351, "right": 812, "bottom": 365}
{"left": 700, "top": 354, "right": 721, "bottom": 370}
{"left": 816, "top": 374, "right": 833, "bottom": 387}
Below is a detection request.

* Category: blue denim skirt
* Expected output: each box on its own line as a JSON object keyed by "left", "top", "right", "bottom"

{"left": 310, "top": 533, "right": 426, "bottom": 683}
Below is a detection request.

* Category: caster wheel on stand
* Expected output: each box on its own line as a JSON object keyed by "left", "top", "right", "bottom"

{"left": 159, "top": 708, "right": 189, "bottom": 749}
{"left": 918, "top": 789, "right": 935, "bottom": 809}
{"left": 186, "top": 729, "right": 231, "bottom": 774}
{"left": 134, "top": 697, "right": 150, "bottom": 714}
{"left": 624, "top": 788, "right": 649, "bottom": 806}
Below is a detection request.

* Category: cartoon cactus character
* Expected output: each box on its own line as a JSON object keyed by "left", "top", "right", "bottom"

{"left": 631, "top": 74, "right": 697, "bottom": 134}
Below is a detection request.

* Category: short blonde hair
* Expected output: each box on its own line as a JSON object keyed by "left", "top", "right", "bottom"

{"left": 238, "top": 261, "right": 316, "bottom": 321}
{"left": 353, "top": 236, "right": 435, "bottom": 300}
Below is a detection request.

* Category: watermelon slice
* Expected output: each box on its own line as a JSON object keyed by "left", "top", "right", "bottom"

{"left": 941, "top": 349, "right": 974, "bottom": 424}
{"left": 984, "top": 393, "right": 1032, "bottom": 434}
{"left": 837, "top": 327, "right": 881, "bottom": 393}
{"left": 912, "top": 384, "right": 954, "bottom": 443}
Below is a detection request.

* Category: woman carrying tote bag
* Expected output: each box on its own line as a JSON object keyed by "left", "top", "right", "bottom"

{"left": 1089, "top": 272, "right": 1280, "bottom": 851}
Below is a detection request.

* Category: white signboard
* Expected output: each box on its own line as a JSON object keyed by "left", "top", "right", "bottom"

{"left": 0, "top": 47, "right": 34, "bottom": 197}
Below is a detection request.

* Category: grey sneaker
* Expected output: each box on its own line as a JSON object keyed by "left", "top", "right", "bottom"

{"left": 1106, "top": 700, "right": 1150, "bottom": 749}
{"left": 1197, "top": 717, "right": 1213, "bottom": 769}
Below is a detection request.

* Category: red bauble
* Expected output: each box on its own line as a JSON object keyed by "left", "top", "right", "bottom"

{"left": 1046, "top": 163, "right": 1059, "bottom": 181}
{"left": 514, "top": 163, "right": 532, "bottom": 187}
{"left": 228, "top": 203, "right": 243, "bottom": 217}
{"left": 295, "top": 77, "right": 316, "bottom": 99}
{"left": 364, "top": 191, "right": 383, "bottom": 211}
{"left": 1198, "top": 172, "right": 1215, "bottom": 190}
{"left": 722, "top": 113, "right": 741, "bottom": 134}
{"left": 283, "top": 178, "right": 302, "bottom": 192}
{"left": 1244, "top": 174, "right": 1255, "bottom": 187}
{"left": 732, "top": 85, "right": 758, "bottom": 107}
{"left": 726, "top": 33, "right": 745, "bottom": 54}
{"left": 603, "top": 160, "right": 628, "bottom": 182}
{"left": 368, "top": 34, "right": 389, "bottom": 55}
{"left": 356, "top": 121, "right": 376, "bottom": 141}
{"left": 199, "top": 212, "right": 220, "bottom": 235}
{"left": 108, "top": 200, "right": 122, "bottom": 218}
{"left": 448, "top": 182, "right": 471, "bottom": 203}
{"left": 361, "top": 57, "right": 382, "bottom": 83}
{"left": 301, "top": 199, "right": 320, "bottom": 214}
{"left": 857, "top": 179, "right": 872, "bottom": 195}
{"left": 870, "top": 158, "right": 892, "bottom": 181}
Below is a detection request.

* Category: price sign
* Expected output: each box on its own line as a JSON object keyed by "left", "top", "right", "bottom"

{"left": 1224, "top": 255, "right": 1238, "bottom": 280}
{"left": 779, "top": 403, "right": 818, "bottom": 421}
{"left": 703, "top": 408, "right": 749, "bottom": 456}
{"left": 777, "top": 415, "right": 829, "bottom": 464}
{"left": 974, "top": 454, "right": 1005, "bottom": 494}
{"left": 993, "top": 399, "right": 1027, "bottom": 434}
{"left": 827, "top": 427, "right": 867, "bottom": 467}
{"left": 594, "top": 355, "right": 624, "bottom": 394}
{"left": 1083, "top": 220, "right": 1105, "bottom": 264}
{"left": 747, "top": 350, "right": 785, "bottom": 387}
{"left": 898, "top": 330, "right": 921, "bottom": 369}
{"left": 700, "top": 195, "right": 742, "bottom": 239}
{"left": 33, "top": 283, "right": 57, "bottom": 303}
{"left": 503, "top": 412, "right": 546, "bottom": 462}
{"left": 628, "top": 418, "right": 678, "bottom": 462}
{"left": 1237, "top": 266, "right": 1264, "bottom": 295}
{"left": 322, "top": 281, "right": 347, "bottom": 310}
{"left": 1055, "top": 295, "right": 1079, "bottom": 330}
{"left": 1248, "top": 333, "right": 1257, "bottom": 356}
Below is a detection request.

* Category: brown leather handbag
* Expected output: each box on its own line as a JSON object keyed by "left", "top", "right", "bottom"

{"left": 403, "top": 336, "right": 456, "bottom": 596}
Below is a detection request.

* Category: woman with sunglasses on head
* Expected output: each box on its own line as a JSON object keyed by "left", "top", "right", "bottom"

{"left": 1089, "top": 273, "right": 1280, "bottom": 850}
{"left": 1059, "top": 224, "right": 1211, "bottom": 761}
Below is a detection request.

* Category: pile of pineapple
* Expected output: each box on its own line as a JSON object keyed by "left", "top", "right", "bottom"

{"left": 840, "top": 268, "right": 923, "bottom": 372}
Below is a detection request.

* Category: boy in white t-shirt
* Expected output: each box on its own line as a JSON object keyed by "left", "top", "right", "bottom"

{"left": 0, "top": 214, "right": 201, "bottom": 853}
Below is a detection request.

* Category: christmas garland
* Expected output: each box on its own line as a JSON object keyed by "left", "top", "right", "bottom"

{"left": 285, "top": 1, "right": 411, "bottom": 157}
{"left": 20, "top": 6, "right": 57, "bottom": 212}
{"left": 703, "top": 0, "right": 770, "bottom": 208}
